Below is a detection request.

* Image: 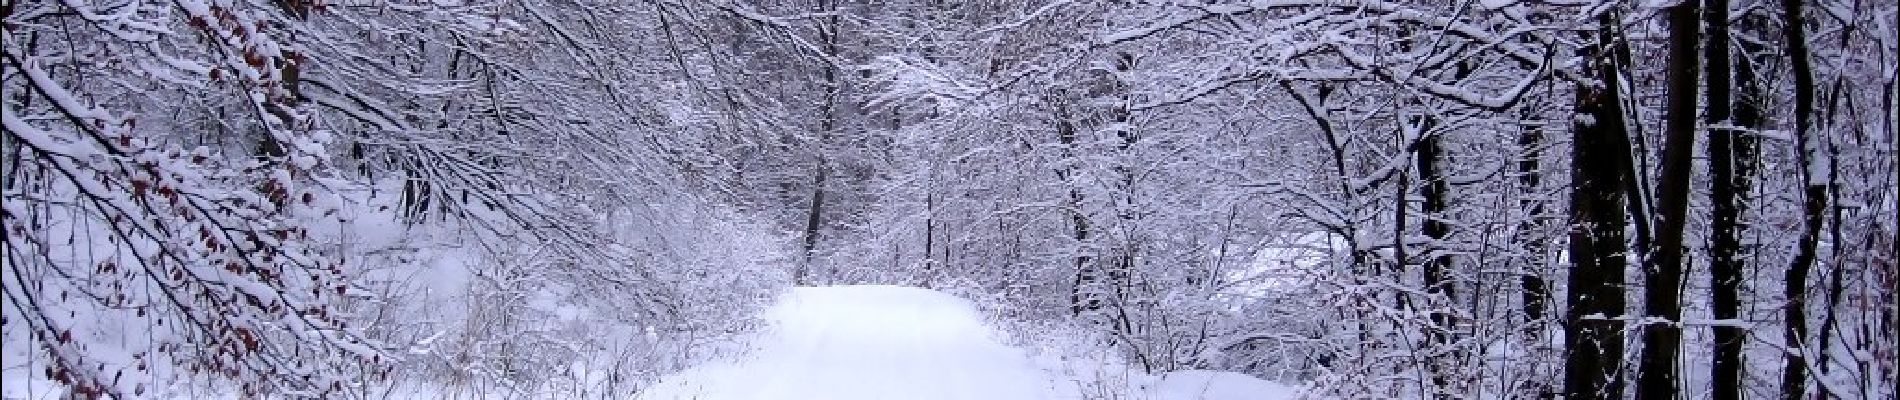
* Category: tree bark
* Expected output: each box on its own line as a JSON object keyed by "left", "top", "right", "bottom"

{"left": 921, "top": 191, "right": 936, "bottom": 288}
{"left": 1518, "top": 117, "right": 1550, "bottom": 330}
{"left": 798, "top": 160, "right": 827, "bottom": 283}
{"left": 1815, "top": 73, "right": 1856, "bottom": 398}
{"left": 797, "top": 0, "right": 843, "bottom": 285}
{"left": 1888, "top": 44, "right": 1900, "bottom": 400}
{"left": 1704, "top": 3, "right": 1762, "bottom": 400}
{"left": 1414, "top": 114, "right": 1457, "bottom": 396}
{"left": 1563, "top": 16, "right": 1635, "bottom": 399}
{"left": 1417, "top": 119, "right": 1453, "bottom": 310}
{"left": 1779, "top": 0, "right": 1822, "bottom": 397}
{"left": 1637, "top": 1, "right": 1701, "bottom": 398}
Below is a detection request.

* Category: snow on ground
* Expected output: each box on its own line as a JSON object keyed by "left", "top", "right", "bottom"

{"left": 638, "top": 285, "right": 1301, "bottom": 400}
{"left": 1146, "top": 370, "right": 1303, "bottom": 400}
{"left": 637, "top": 285, "right": 1057, "bottom": 400}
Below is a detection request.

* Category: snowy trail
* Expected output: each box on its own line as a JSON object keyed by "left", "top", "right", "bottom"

{"left": 637, "top": 285, "right": 1059, "bottom": 400}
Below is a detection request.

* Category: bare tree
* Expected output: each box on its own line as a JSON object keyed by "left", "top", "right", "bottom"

{"left": 1563, "top": 11, "right": 1637, "bottom": 399}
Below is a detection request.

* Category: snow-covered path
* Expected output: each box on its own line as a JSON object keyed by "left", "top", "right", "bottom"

{"left": 637, "top": 285, "right": 1057, "bottom": 400}
{"left": 639, "top": 285, "right": 1300, "bottom": 400}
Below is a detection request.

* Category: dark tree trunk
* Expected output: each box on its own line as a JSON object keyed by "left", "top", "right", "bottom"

{"left": 1704, "top": 3, "right": 1763, "bottom": 399}
{"left": 1107, "top": 54, "right": 1140, "bottom": 339}
{"left": 1417, "top": 120, "right": 1454, "bottom": 310}
{"left": 798, "top": 0, "right": 843, "bottom": 285}
{"left": 1518, "top": 117, "right": 1550, "bottom": 329}
{"left": 1414, "top": 115, "right": 1457, "bottom": 395}
{"left": 1395, "top": 157, "right": 1412, "bottom": 316}
{"left": 1888, "top": 44, "right": 1900, "bottom": 400}
{"left": 1780, "top": 0, "right": 1822, "bottom": 398}
{"left": 1815, "top": 77, "right": 1850, "bottom": 400}
{"left": 921, "top": 191, "right": 936, "bottom": 288}
{"left": 1563, "top": 16, "right": 1635, "bottom": 399}
{"left": 1638, "top": 1, "right": 1701, "bottom": 398}
{"left": 799, "top": 159, "right": 827, "bottom": 274}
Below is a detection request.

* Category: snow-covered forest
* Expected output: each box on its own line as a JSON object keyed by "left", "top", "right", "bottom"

{"left": 2, "top": 0, "right": 1896, "bottom": 398}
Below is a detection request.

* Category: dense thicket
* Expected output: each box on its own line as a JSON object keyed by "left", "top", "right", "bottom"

{"left": 4, "top": 0, "right": 1895, "bottom": 398}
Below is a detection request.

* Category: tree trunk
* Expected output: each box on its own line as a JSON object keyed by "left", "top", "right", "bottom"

{"left": 921, "top": 191, "right": 936, "bottom": 288}
{"left": 1637, "top": 2, "right": 1701, "bottom": 398}
{"left": 1780, "top": 0, "right": 1822, "bottom": 397}
{"left": 1417, "top": 118, "right": 1453, "bottom": 309}
{"left": 1814, "top": 77, "right": 1852, "bottom": 399}
{"left": 1516, "top": 114, "right": 1554, "bottom": 399}
{"left": 1518, "top": 117, "right": 1551, "bottom": 332}
{"left": 1563, "top": 16, "right": 1635, "bottom": 399}
{"left": 1055, "top": 105, "right": 1095, "bottom": 316}
{"left": 1414, "top": 114, "right": 1457, "bottom": 396}
{"left": 798, "top": 161, "right": 827, "bottom": 283}
{"left": 797, "top": 1, "right": 843, "bottom": 286}
{"left": 1704, "top": 3, "right": 1762, "bottom": 399}
{"left": 1888, "top": 46, "right": 1900, "bottom": 400}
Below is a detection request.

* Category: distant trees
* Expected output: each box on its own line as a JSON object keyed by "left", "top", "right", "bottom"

{"left": 860, "top": 0, "right": 1898, "bottom": 398}
{"left": 6, "top": 0, "right": 1896, "bottom": 398}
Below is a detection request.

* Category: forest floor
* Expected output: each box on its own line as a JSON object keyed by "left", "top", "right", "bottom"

{"left": 635, "top": 285, "right": 1299, "bottom": 400}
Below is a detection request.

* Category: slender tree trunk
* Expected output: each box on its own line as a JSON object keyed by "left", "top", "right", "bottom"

{"left": 921, "top": 191, "right": 936, "bottom": 288}
{"left": 1610, "top": 17, "right": 1655, "bottom": 268}
{"left": 1107, "top": 55, "right": 1141, "bottom": 343}
{"left": 1414, "top": 114, "right": 1457, "bottom": 396}
{"left": 798, "top": 2, "right": 843, "bottom": 285}
{"left": 1888, "top": 47, "right": 1900, "bottom": 400}
{"left": 1780, "top": 0, "right": 1823, "bottom": 397}
{"left": 1066, "top": 189, "right": 1091, "bottom": 316}
{"left": 1055, "top": 105, "right": 1095, "bottom": 315}
{"left": 1395, "top": 156, "right": 1412, "bottom": 316}
{"left": 799, "top": 160, "right": 827, "bottom": 278}
{"left": 1815, "top": 77, "right": 1852, "bottom": 400}
{"left": 1518, "top": 117, "right": 1550, "bottom": 331}
{"left": 1418, "top": 119, "right": 1454, "bottom": 310}
{"left": 1564, "top": 16, "right": 1635, "bottom": 399}
{"left": 1638, "top": 2, "right": 1701, "bottom": 398}
{"left": 1705, "top": 3, "right": 1762, "bottom": 399}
